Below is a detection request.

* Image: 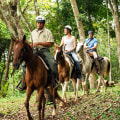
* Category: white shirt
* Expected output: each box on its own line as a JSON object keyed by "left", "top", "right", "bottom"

{"left": 63, "top": 36, "right": 74, "bottom": 51}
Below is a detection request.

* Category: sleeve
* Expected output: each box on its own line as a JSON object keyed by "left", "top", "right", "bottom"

{"left": 94, "top": 38, "right": 98, "bottom": 45}
{"left": 47, "top": 30, "right": 54, "bottom": 42}
{"left": 29, "top": 34, "right": 32, "bottom": 43}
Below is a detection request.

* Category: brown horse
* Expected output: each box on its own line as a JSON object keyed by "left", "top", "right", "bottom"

{"left": 54, "top": 44, "right": 80, "bottom": 104}
{"left": 12, "top": 35, "right": 65, "bottom": 120}
{"left": 76, "top": 42, "right": 110, "bottom": 95}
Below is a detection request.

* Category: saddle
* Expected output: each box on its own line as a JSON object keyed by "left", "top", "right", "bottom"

{"left": 34, "top": 49, "right": 58, "bottom": 87}
{"left": 63, "top": 53, "right": 77, "bottom": 78}
{"left": 64, "top": 53, "right": 74, "bottom": 66}
{"left": 34, "top": 49, "right": 49, "bottom": 70}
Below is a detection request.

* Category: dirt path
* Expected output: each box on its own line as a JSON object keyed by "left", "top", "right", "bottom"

{"left": 1, "top": 91, "right": 120, "bottom": 120}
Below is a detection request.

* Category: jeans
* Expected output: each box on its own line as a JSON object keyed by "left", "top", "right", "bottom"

{"left": 67, "top": 51, "right": 81, "bottom": 79}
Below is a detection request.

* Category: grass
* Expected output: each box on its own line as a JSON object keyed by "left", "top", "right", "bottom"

{"left": 0, "top": 83, "right": 120, "bottom": 119}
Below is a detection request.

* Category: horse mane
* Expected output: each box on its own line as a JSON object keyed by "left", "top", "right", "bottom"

{"left": 24, "top": 41, "right": 33, "bottom": 53}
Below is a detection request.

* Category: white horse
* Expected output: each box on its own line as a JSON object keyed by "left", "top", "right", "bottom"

{"left": 76, "top": 42, "right": 110, "bottom": 95}
{"left": 54, "top": 45, "right": 80, "bottom": 104}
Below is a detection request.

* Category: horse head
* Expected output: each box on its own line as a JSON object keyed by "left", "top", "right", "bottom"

{"left": 12, "top": 35, "right": 28, "bottom": 69}
{"left": 54, "top": 44, "right": 63, "bottom": 61}
{"left": 76, "top": 42, "right": 84, "bottom": 54}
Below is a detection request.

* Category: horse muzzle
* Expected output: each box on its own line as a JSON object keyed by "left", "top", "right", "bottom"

{"left": 13, "top": 63, "right": 20, "bottom": 70}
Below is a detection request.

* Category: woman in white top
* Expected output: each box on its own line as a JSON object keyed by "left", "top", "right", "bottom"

{"left": 60, "top": 25, "right": 81, "bottom": 79}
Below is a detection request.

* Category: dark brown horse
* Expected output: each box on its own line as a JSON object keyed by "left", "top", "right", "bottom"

{"left": 12, "top": 35, "right": 65, "bottom": 120}
{"left": 54, "top": 44, "right": 80, "bottom": 105}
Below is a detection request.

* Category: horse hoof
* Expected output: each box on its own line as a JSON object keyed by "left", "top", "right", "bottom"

{"left": 81, "top": 93, "right": 85, "bottom": 96}
{"left": 52, "top": 108, "right": 56, "bottom": 116}
{"left": 75, "top": 98, "right": 78, "bottom": 102}
{"left": 59, "top": 102, "right": 64, "bottom": 107}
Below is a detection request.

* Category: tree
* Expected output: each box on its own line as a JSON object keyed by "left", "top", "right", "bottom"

{"left": 106, "top": 0, "right": 112, "bottom": 82}
{"left": 1, "top": 39, "right": 13, "bottom": 97}
{"left": 70, "top": 0, "right": 85, "bottom": 41}
{"left": 0, "top": 0, "right": 32, "bottom": 96}
{"left": 0, "top": 0, "right": 24, "bottom": 39}
{"left": 108, "top": 0, "right": 120, "bottom": 67}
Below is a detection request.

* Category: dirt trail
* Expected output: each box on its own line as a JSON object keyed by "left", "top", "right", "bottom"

{"left": 1, "top": 91, "right": 120, "bottom": 120}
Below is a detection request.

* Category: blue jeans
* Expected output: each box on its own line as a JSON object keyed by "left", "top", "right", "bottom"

{"left": 67, "top": 51, "right": 81, "bottom": 79}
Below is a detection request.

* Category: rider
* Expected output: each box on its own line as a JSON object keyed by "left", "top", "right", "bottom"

{"left": 60, "top": 25, "right": 82, "bottom": 79}
{"left": 84, "top": 30, "right": 100, "bottom": 73}
{"left": 18, "top": 15, "right": 59, "bottom": 90}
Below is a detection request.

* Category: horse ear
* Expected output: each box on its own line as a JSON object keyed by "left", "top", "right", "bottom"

{"left": 23, "top": 35, "right": 26, "bottom": 42}
{"left": 11, "top": 35, "right": 16, "bottom": 42}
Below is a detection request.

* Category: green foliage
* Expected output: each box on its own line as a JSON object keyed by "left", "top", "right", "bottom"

{"left": 95, "top": 27, "right": 120, "bottom": 82}
{"left": 0, "top": 0, "right": 120, "bottom": 98}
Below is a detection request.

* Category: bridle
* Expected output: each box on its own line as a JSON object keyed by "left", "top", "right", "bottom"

{"left": 20, "top": 42, "right": 36, "bottom": 65}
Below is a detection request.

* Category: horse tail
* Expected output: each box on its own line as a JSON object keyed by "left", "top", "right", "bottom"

{"left": 48, "top": 85, "right": 66, "bottom": 104}
{"left": 104, "top": 57, "right": 110, "bottom": 77}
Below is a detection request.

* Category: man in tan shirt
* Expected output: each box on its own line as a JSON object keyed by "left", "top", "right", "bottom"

{"left": 30, "top": 15, "right": 58, "bottom": 83}
{"left": 17, "top": 15, "right": 58, "bottom": 91}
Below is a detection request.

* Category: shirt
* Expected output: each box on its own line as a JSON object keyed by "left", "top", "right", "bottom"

{"left": 30, "top": 28, "right": 54, "bottom": 49}
{"left": 63, "top": 36, "right": 74, "bottom": 51}
{"left": 85, "top": 38, "right": 98, "bottom": 52}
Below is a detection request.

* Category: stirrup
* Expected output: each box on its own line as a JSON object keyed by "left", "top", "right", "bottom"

{"left": 16, "top": 87, "right": 25, "bottom": 91}
{"left": 53, "top": 83, "right": 60, "bottom": 89}
{"left": 16, "top": 81, "right": 26, "bottom": 91}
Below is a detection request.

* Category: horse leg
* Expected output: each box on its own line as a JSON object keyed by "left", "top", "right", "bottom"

{"left": 62, "top": 81, "right": 68, "bottom": 102}
{"left": 61, "top": 83, "right": 65, "bottom": 100}
{"left": 82, "top": 73, "right": 89, "bottom": 95}
{"left": 52, "top": 87, "right": 57, "bottom": 116}
{"left": 41, "top": 94, "right": 46, "bottom": 119}
{"left": 49, "top": 85, "right": 66, "bottom": 104}
{"left": 59, "top": 81, "right": 68, "bottom": 106}
{"left": 76, "top": 78, "right": 80, "bottom": 98}
{"left": 71, "top": 79, "right": 77, "bottom": 101}
{"left": 95, "top": 76, "right": 101, "bottom": 94}
{"left": 101, "top": 76, "right": 107, "bottom": 92}
{"left": 47, "top": 85, "right": 57, "bottom": 116}
{"left": 24, "top": 87, "right": 33, "bottom": 120}
{"left": 38, "top": 87, "right": 44, "bottom": 120}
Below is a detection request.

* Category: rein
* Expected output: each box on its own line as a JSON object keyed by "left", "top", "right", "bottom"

{"left": 26, "top": 54, "right": 36, "bottom": 65}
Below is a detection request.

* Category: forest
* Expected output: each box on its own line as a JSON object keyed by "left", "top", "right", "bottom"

{"left": 0, "top": 0, "right": 120, "bottom": 119}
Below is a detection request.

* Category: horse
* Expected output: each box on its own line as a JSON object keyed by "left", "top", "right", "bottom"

{"left": 12, "top": 35, "right": 65, "bottom": 120}
{"left": 54, "top": 44, "right": 80, "bottom": 104}
{"left": 76, "top": 42, "right": 110, "bottom": 95}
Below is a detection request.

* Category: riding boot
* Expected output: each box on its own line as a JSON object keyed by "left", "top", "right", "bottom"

{"left": 94, "top": 58, "right": 100, "bottom": 74}
{"left": 77, "top": 71, "right": 82, "bottom": 79}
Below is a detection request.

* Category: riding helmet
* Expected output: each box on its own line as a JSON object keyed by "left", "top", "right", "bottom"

{"left": 36, "top": 15, "right": 46, "bottom": 23}
{"left": 64, "top": 25, "right": 72, "bottom": 31}
{"left": 88, "top": 30, "right": 94, "bottom": 35}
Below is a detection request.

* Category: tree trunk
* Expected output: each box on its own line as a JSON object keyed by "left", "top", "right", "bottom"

{"left": 108, "top": 0, "right": 120, "bottom": 67}
{"left": 89, "top": 74, "right": 96, "bottom": 89}
{"left": 56, "top": 0, "right": 62, "bottom": 40}
{"left": 70, "top": 0, "right": 85, "bottom": 42}
{"left": 106, "top": 0, "right": 112, "bottom": 82}
{"left": 34, "top": 0, "right": 39, "bottom": 16}
{"left": 1, "top": 39, "right": 14, "bottom": 97}
{"left": 113, "top": 0, "right": 120, "bottom": 68}
{"left": 17, "top": 0, "right": 32, "bottom": 33}
{"left": 0, "top": 0, "right": 24, "bottom": 39}
{"left": 0, "top": 53, "right": 6, "bottom": 90}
